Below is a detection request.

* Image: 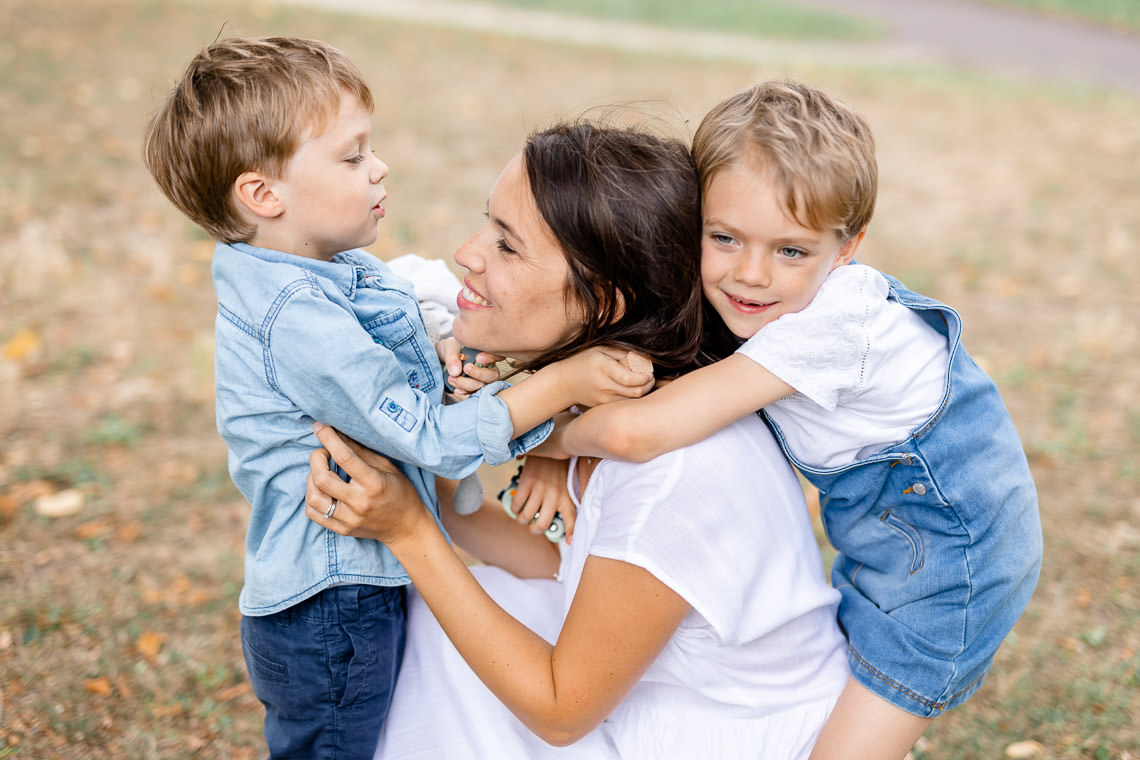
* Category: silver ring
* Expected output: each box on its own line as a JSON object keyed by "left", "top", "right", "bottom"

{"left": 323, "top": 499, "right": 338, "bottom": 519}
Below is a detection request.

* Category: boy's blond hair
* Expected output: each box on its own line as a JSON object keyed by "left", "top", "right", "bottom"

{"left": 142, "top": 36, "right": 373, "bottom": 243}
{"left": 692, "top": 80, "right": 877, "bottom": 241}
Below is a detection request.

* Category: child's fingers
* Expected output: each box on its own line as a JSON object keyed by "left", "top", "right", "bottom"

{"left": 461, "top": 361, "right": 501, "bottom": 385}
{"left": 437, "top": 337, "right": 463, "bottom": 376}
{"left": 559, "top": 498, "right": 577, "bottom": 545}
{"left": 470, "top": 350, "right": 505, "bottom": 367}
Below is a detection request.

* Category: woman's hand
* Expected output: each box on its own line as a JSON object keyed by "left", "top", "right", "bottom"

{"left": 508, "top": 456, "right": 576, "bottom": 544}
{"left": 305, "top": 422, "right": 431, "bottom": 546}
{"left": 437, "top": 337, "right": 504, "bottom": 400}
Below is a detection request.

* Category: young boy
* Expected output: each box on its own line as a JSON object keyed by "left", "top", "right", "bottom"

{"left": 541, "top": 81, "right": 1043, "bottom": 759}
{"left": 141, "top": 36, "right": 649, "bottom": 758}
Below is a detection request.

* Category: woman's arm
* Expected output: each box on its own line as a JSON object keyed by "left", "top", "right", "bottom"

{"left": 539, "top": 353, "right": 793, "bottom": 463}
{"left": 307, "top": 424, "right": 690, "bottom": 745}
{"left": 435, "top": 475, "right": 561, "bottom": 578}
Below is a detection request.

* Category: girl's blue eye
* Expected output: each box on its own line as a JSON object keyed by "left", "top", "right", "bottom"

{"left": 710, "top": 233, "right": 736, "bottom": 246}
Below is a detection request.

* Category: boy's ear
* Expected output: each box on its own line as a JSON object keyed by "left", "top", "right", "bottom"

{"left": 834, "top": 228, "right": 867, "bottom": 269}
{"left": 233, "top": 171, "right": 285, "bottom": 220}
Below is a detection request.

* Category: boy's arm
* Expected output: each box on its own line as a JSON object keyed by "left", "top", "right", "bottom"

{"left": 809, "top": 679, "right": 932, "bottom": 760}
{"left": 539, "top": 353, "right": 794, "bottom": 463}
{"left": 496, "top": 346, "right": 655, "bottom": 437}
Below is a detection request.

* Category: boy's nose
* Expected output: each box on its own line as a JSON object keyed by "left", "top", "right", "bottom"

{"left": 370, "top": 154, "right": 389, "bottom": 183}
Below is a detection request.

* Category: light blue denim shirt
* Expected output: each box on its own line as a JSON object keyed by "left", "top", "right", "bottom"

{"left": 212, "top": 242, "right": 552, "bottom": 615}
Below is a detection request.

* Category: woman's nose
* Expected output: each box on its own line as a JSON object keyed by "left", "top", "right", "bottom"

{"left": 734, "top": 250, "right": 770, "bottom": 287}
{"left": 453, "top": 227, "right": 490, "bottom": 272}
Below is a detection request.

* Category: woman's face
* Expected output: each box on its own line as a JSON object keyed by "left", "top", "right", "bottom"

{"left": 452, "top": 153, "right": 584, "bottom": 361}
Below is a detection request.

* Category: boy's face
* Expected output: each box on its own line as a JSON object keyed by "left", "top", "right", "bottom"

{"left": 266, "top": 92, "right": 389, "bottom": 260}
{"left": 700, "top": 160, "right": 860, "bottom": 340}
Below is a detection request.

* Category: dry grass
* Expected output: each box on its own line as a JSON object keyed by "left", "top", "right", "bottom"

{"left": 1, "top": 1, "right": 1138, "bottom": 757}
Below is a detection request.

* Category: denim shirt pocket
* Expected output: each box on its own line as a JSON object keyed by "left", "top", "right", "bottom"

{"left": 361, "top": 309, "right": 439, "bottom": 395}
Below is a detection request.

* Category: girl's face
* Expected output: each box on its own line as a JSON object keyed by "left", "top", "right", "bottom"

{"left": 700, "top": 160, "right": 862, "bottom": 340}
{"left": 452, "top": 154, "right": 585, "bottom": 360}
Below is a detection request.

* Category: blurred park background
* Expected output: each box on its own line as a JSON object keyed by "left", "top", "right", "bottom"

{"left": 1, "top": 0, "right": 1138, "bottom": 757}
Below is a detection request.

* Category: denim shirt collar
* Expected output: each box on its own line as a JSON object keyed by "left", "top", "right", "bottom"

{"left": 227, "top": 242, "right": 390, "bottom": 299}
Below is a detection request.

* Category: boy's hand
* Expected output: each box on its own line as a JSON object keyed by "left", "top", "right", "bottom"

{"left": 508, "top": 456, "right": 576, "bottom": 544}
{"left": 438, "top": 337, "right": 504, "bottom": 400}
{"left": 553, "top": 347, "right": 654, "bottom": 409}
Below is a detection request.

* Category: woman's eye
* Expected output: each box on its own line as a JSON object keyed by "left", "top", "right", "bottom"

{"left": 496, "top": 238, "right": 517, "bottom": 256}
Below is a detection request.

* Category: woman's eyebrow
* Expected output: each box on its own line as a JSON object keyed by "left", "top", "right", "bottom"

{"left": 489, "top": 212, "right": 523, "bottom": 247}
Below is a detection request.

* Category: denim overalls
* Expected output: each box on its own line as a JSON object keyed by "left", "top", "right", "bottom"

{"left": 763, "top": 274, "right": 1042, "bottom": 717}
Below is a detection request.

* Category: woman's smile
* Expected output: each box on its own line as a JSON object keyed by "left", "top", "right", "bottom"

{"left": 457, "top": 281, "right": 491, "bottom": 309}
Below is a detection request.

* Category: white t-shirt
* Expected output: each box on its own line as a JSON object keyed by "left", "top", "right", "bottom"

{"left": 563, "top": 414, "right": 850, "bottom": 759}
{"left": 737, "top": 264, "right": 949, "bottom": 469}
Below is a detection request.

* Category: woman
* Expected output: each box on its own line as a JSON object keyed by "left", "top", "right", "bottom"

{"left": 306, "top": 122, "right": 849, "bottom": 759}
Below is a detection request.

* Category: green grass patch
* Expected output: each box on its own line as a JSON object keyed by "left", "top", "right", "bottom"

{"left": 980, "top": 0, "right": 1140, "bottom": 32}
{"left": 453, "top": 0, "right": 885, "bottom": 40}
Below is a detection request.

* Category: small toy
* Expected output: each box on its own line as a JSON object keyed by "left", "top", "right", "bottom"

{"left": 498, "top": 465, "right": 565, "bottom": 543}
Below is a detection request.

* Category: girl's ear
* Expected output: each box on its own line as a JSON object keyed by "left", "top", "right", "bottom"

{"left": 833, "top": 227, "right": 867, "bottom": 269}
{"left": 233, "top": 171, "right": 285, "bottom": 220}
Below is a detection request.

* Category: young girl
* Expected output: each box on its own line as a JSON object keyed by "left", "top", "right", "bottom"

{"left": 542, "top": 81, "right": 1043, "bottom": 759}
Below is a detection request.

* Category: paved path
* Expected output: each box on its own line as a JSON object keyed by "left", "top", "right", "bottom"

{"left": 800, "top": 0, "right": 1140, "bottom": 95}
{"left": 272, "top": 0, "right": 1140, "bottom": 95}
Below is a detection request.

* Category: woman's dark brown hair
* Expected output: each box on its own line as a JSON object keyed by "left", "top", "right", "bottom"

{"left": 511, "top": 121, "right": 734, "bottom": 380}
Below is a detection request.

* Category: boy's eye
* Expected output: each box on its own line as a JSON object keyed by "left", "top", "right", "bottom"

{"left": 778, "top": 246, "right": 807, "bottom": 259}
{"left": 346, "top": 153, "right": 365, "bottom": 165}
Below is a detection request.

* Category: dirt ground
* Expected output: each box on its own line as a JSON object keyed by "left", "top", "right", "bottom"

{"left": 1, "top": 1, "right": 1138, "bottom": 758}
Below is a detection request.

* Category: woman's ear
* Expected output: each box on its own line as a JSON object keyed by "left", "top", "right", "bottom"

{"left": 233, "top": 171, "right": 285, "bottom": 220}
{"left": 834, "top": 227, "right": 868, "bottom": 269}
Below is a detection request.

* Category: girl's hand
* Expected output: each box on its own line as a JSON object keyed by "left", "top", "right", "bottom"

{"left": 508, "top": 456, "right": 576, "bottom": 544}
{"left": 551, "top": 347, "right": 653, "bottom": 409}
{"left": 305, "top": 422, "right": 430, "bottom": 544}
{"left": 438, "top": 337, "right": 504, "bottom": 400}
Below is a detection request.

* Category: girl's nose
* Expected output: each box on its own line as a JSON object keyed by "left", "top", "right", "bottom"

{"left": 734, "top": 250, "right": 770, "bottom": 287}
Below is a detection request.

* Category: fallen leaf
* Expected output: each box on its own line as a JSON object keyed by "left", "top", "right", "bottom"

{"left": 135, "top": 631, "right": 165, "bottom": 664}
{"left": 84, "top": 677, "right": 113, "bottom": 696}
{"left": 116, "top": 521, "right": 142, "bottom": 543}
{"left": 217, "top": 682, "right": 251, "bottom": 701}
{"left": 34, "top": 489, "right": 84, "bottom": 518}
{"left": 75, "top": 519, "right": 111, "bottom": 540}
{"left": 2, "top": 328, "right": 42, "bottom": 361}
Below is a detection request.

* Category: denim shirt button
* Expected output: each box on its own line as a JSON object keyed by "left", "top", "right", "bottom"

{"left": 912, "top": 483, "right": 928, "bottom": 496}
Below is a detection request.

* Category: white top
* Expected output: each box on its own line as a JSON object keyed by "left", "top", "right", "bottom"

{"left": 562, "top": 415, "right": 849, "bottom": 759}
{"left": 375, "top": 415, "right": 848, "bottom": 760}
{"left": 737, "top": 264, "right": 949, "bottom": 468}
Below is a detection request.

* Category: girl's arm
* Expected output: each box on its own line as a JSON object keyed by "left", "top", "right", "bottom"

{"left": 496, "top": 346, "right": 655, "bottom": 437}
{"left": 306, "top": 424, "right": 690, "bottom": 746}
{"left": 809, "top": 679, "right": 932, "bottom": 760}
{"left": 540, "top": 353, "right": 793, "bottom": 463}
